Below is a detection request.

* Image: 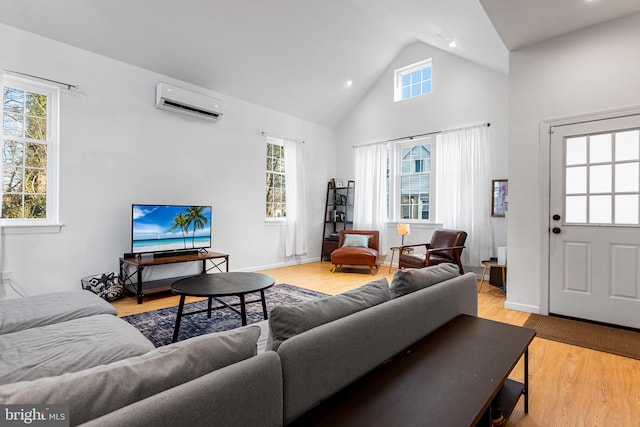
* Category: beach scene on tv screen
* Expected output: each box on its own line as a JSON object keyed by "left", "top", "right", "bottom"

{"left": 133, "top": 205, "right": 212, "bottom": 253}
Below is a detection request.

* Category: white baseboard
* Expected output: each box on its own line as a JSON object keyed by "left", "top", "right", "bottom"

{"left": 233, "top": 257, "right": 322, "bottom": 272}
{"left": 504, "top": 300, "right": 539, "bottom": 314}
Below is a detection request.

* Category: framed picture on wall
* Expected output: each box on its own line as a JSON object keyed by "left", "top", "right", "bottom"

{"left": 492, "top": 179, "right": 508, "bottom": 217}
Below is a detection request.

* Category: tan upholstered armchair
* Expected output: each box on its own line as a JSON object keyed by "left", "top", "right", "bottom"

{"left": 398, "top": 229, "right": 467, "bottom": 274}
{"left": 330, "top": 230, "right": 380, "bottom": 275}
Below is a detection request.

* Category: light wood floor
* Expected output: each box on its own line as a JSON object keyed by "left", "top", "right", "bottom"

{"left": 112, "top": 261, "right": 640, "bottom": 426}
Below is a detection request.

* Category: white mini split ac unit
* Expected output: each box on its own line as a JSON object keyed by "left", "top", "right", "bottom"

{"left": 155, "top": 82, "right": 224, "bottom": 122}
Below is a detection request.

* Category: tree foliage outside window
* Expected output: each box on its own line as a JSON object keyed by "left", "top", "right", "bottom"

{"left": 266, "top": 139, "right": 286, "bottom": 218}
{"left": 2, "top": 84, "right": 50, "bottom": 219}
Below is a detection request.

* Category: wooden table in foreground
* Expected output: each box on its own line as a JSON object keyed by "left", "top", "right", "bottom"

{"left": 291, "top": 314, "right": 536, "bottom": 427}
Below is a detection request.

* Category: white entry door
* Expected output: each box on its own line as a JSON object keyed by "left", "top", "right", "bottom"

{"left": 549, "top": 114, "right": 640, "bottom": 329}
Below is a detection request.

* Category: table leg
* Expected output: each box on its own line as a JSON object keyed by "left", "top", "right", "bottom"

{"left": 260, "top": 290, "right": 268, "bottom": 320}
{"left": 136, "top": 266, "right": 144, "bottom": 304}
{"left": 478, "top": 265, "right": 488, "bottom": 293}
{"left": 207, "top": 297, "right": 212, "bottom": 318}
{"left": 240, "top": 294, "right": 247, "bottom": 326}
{"left": 172, "top": 295, "right": 186, "bottom": 343}
{"left": 388, "top": 250, "right": 395, "bottom": 273}
{"left": 524, "top": 348, "right": 529, "bottom": 414}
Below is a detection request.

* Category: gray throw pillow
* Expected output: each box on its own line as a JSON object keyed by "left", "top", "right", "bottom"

{"left": 342, "top": 234, "right": 370, "bottom": 248}
{"left": 390, "top": 263, "right": 460, "bottom": 299}
{"left": 267, "top": 277, "right": 390, "bottom": 351}
{"left": 0, "top": 326, "right": 260, "bottom": 426}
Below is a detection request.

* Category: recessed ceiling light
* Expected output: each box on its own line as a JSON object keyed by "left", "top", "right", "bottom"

{"left": 437, "top": 33, "right": 457, "bottom": 48}
{"left": 345, "top": 80, "right": 353, "bottom": 88}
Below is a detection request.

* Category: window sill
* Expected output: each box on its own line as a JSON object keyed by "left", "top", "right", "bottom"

{"left": 387, "top": 221, "right": 443, "bottom": 229}
{"left": 265, "top": 219, "right": 285, "bottom": 226}
{"left": 1, "top": 224, "right": 64, "bottom": 235}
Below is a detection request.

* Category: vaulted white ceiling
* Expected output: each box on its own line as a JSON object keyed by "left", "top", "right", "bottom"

{"left": 1, "top": 0, "right": 638, "bottom": 128}
{"left": 480, "top": 0, "right": 640, "bottom": 50}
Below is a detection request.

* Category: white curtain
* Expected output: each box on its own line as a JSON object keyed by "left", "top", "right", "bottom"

{"left": 284, "top": 139, "right": 307, "bottom": 256}
{"left": 435, "top": 125, "right": 493, "bottom": 267}
{"left": 353, "top": 142, "right": 388, "bottom": 255}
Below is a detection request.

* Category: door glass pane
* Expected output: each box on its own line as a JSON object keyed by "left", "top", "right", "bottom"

{"left": 615, "top": 195, "right": 639, "bottom": 224}
{"left": 566, "top": 166, "right": 586, "bottom": 194}
{"left": 566, "top": 196, "right": 587, "bottom": 223}
{"left": 589, "top": 195, "right": 611, "bottom": 224}
{"left": 566, "top": 137, "right": 587, "bottom": 165}
{"left": 615, "top": 130, "right": 639, "bottom": 161}
{"left": 589, "top": 165, "right": 611, "bottom": 193}
{"left": 615, "top": 162, "right": 639, "bottom": 192}
{"left": 590, "top": 133, "right": 612, "bottom": 163}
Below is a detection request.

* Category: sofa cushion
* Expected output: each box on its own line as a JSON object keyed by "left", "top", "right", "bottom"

{"left": 342, "top": 234, "right": 370, "bottom": 248}
{"left": 390, "top": 263, "right": 460, "bottom": 298}
{"left": 0, "top": 326, "right": 261, "bottom": 426}
{"left": 0, "top": 290, "right": 117, "bottom": 335}
{"left": 267, "top": 278, "right": 390, "bottom": 351}
{"left": 0, "top": 314, "right": 154, "bottom": 385}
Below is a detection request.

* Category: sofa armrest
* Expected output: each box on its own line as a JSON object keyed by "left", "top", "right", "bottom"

{"left": 0, "top": 290, "right": 117, "bottom": 335}
{"left": 400, "top": 243, "right": 430, "bottom": 252}
{"left": 80, "top": 352, "right": 283, "bottom": 427}
{"left": 278, "top": 273, "right": 477, "bottom": 424}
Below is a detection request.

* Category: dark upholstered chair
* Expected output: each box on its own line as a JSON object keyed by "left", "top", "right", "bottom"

{"left": 330, "top": 230, "right": 380, "bottom": 275}
{"left": 398, "top": 229, "right": 467, "bottom": 274}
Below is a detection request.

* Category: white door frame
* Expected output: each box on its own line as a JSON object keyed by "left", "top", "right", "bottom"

{"left": 538, "top": 105, "right": 640, "bottom": 316}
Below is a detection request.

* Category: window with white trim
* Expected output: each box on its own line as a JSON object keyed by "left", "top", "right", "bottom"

{"left": 266, "top": 136, "right": 286, "bottom": 219}
{"left": 1, "top": 75, "right": 59, "bottom": 224}
{"left": 394, "top": 58, "right": 432, "bottom": 102}
{"left": 565, "top": 129, "right": 640, "bottom": 224}
{"left": 388, "top": 136, "right": 437, "bottom": 221}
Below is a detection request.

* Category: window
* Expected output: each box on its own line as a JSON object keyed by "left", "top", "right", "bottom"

{"left": 266, "top": 137, "right": 286, "bottom": 218}
{"left": 394, "top": 58, "right": 432, "bottom": 102}
{"left": 565, "top": 129, "right": 640, "bottom": 225}
{"left": 388, "top": 136, "right": 437, "bottom": 221}
{"left": 1, "top": 75, "right": 59, "bottom": 225}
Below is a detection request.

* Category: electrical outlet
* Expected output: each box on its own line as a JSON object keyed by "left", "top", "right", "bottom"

{"left": 1, "top": 271, "right": 12, "bottom": 283}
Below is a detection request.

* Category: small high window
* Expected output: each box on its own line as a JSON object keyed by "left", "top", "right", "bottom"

{"left": 394, "top": 58, "right": 432, "bottom": 102}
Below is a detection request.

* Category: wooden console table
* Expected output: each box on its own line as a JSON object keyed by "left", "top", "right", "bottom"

{"left": 119, "top": 251, "right": 229, "bottom": 304}
{"left": 291, "top": 315, "right": 536, "bottom": 427}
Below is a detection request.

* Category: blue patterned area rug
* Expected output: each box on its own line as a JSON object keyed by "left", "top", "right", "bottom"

{"left": 123, "top": 284, "right": 327, "bottom": 347}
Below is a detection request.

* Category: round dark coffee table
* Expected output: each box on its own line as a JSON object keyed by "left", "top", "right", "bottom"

{"left": 171, "top": 272, "right": 275, "bottom": 342}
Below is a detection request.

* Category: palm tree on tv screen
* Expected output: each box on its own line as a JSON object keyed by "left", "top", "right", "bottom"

{"left": 185, "top": 206, "right": 208, "bottom": 248}
{"left": 168, "top": 213, "right": 189, "bottom": 249}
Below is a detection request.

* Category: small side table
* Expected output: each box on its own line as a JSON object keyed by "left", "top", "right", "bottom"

{"left": 388, "top": 246, "right": 414, "bottom": 273}
{"left": 478, "top": 260, "right": 506, "bottom": 293}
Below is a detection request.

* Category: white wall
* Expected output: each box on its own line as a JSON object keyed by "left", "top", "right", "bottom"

{"left": 335, "top": 41, "right": 509, "bottom": 254}
{"left": 507, "top": 13, "right": 640, "bottom": 313}
{"left": 0, "top": 23, "right": 335, "bottom": 298}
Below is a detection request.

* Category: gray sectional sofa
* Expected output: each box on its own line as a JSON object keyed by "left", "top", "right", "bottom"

{"left": 0, "top": 264, "right": 477, "bottom": 426}
{"left": 0, "top": 290, "right": 155, "bottom": 385}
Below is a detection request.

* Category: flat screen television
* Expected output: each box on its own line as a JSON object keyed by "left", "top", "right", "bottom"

{"left": 131, "top": 204, "right": 212, "bottom": 255}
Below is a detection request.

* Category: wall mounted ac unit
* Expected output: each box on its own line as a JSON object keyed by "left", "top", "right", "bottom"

{"left": 155, "top": 82, "right": 224, "bottom": 122}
